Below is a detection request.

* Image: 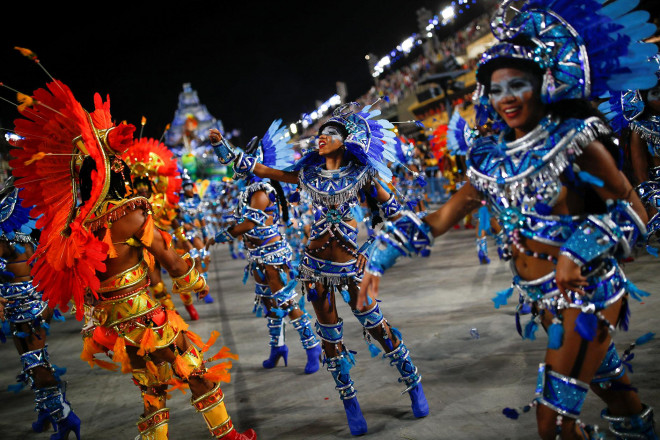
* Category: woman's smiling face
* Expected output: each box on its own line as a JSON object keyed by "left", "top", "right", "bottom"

{"left": 489, "top": 67, "right": 545, "bottom": 134}
{"left": 318, "top": 125, "right": 345, "bottom": 157}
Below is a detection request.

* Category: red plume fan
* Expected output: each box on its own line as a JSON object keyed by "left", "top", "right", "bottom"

{"left": 9, "top": 80, "right": 114, "bottom": 319}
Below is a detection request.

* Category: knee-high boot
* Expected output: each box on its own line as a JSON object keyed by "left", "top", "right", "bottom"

{"left": 290, "top": 312, "right": 321, "bottom": 374}
{"left": 137, "top": 408, "right": 169, "bottom": 440}
{"left": 316, "top": 319, "right": 367, "bottom": 436}
{"left": 191, "top": 382, "right": 257, "bottom": 440}
{"left": 354, "top": 302, "right": 429, "bottom": 418}
{"left": 151, "top": 281, "right": 176, "bottom": 312}
{"left": 262, "top": 317, "right": 288, "bottom": 368}
{"left": 19, "top": 347, "right": 81, "bottom": 439}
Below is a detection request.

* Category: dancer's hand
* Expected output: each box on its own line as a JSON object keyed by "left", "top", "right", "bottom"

{"left": 555, "top": 254, "right": 587, "bottom": 298}
{"left": 0, "top": 297, "right": 7, "bottom": 321}
{"left": 205, "top": 237, "right": 215, "bottom": 250}
{"left": 357, "top": 272, "right": 380, "bottom": 312}
{"left": 197, "top": 284, "right": 210, "bottom": 299}
{"left": 209, "top": 129, "right": 223, "bottom": 144}
{"left": 356, "top": 253, "right": 367, "bottom": 273}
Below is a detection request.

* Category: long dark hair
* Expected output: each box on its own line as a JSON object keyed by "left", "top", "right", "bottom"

{"left": 268, "top": 179, "right": 289, "bottom": 224}
{"left": 79, "top": 155, "right": 133, "bottom": 204}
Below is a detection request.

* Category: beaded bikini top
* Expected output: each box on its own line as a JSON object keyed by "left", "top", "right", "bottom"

{"left": 467, "top": 116, "right": 611, "bottom": 246}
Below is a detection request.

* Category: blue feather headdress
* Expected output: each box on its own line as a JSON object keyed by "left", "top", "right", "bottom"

{"left": 598, "top": 53, "right": 660, "bottom": 135}
{"left": 446, "top": 111, "right": 477, "bottom": 156}
{"left": 0, "top": 178, "right": 38, "bottom": 249}
{"left": 292, "top": 102, "right": 399, "bottom": 181}
{"left": 474, "top": 0, "right": 659, "bottom": 125}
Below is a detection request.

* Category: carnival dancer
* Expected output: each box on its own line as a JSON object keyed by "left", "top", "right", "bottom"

{"left": 0, "top": 177, "right": 80, "bottom": 439}
{"left": 10, "top": 80, "right": 255, "bottom": 440}
{"left": 360, "top": 0, "right": 658, "bottom": 438}
{"left": 599, "top": 54, "right": 660, "bottom": 257}
{"left": 206, "top": 121, "right": 322, "bottom": 374}
{"left": 209, "top": 103, "right": 429, "bottom": 436}
{"left": 122, "top": 137, "right": 201, "bottom": 321}
{"left": 177, "top": 170, "right": 215, "bottom": 305}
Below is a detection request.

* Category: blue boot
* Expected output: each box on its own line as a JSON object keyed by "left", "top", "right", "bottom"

{"left": 384, "top": 342, "right": 429, "bottom": 418}
{"left": 32, "top": 410, "right": 52, "bottom": 433}
{"left": 291, "top": 313, "right": 321, "bottom": 374}
{"left": 304, "top": 344, "right": 322, "bottom": 374}
{"left": 343, "top": 398, "right": 368, "bottom": 436}
{"left": 263, "top": 317, "right": 288, "bottom": 368}
{"left": 51, "top": 411, "right": 81, "bottom": 440}
{"left": 262, "top": 345, "right": 288, "bottom": 368}
{"left": 408, "top": 383, "right": 430, "bottom": 418}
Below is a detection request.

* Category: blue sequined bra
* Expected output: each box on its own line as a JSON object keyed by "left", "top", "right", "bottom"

{"left": 467, "top": 116, "right": 610, "bottom": 248}
{"left": 234, "top": 182, "right": 282, "bottom": 244}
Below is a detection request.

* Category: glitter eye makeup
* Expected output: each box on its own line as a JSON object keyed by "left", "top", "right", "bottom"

{"left": 321, "top": 126, "right": 344, "bottom": 141}
{"left": 489, "top": 76, "right": 535, "bottom": 105}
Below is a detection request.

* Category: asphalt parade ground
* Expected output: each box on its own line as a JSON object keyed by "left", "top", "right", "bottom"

{"left": 1, "top": 223, "right": 658, "bottom": 439}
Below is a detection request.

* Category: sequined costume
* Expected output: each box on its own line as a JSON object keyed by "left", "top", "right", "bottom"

{"left": 211, "top": 104, "right": 429, "bottom": 436}
{"left": 599, "top": 57, "right": 660, "bottom": 256}
{"left": 9, "top": 79, "right": 255, "bottom": 440}
{"left": 366, "top": 0, "right": 658, "bottom": 438}
{"left": 0, "top": 179, "right": 79, "bottom": 439}
{"left": 121, "top": 137, "right": 202, "bottom": 320}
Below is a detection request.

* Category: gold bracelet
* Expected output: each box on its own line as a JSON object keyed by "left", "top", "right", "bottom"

{"left": 172, "top": 254, "right": 206, "bottom": 294}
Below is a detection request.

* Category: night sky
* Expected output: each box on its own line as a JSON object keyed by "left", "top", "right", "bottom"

{"left": 0, "top": 0, "right": 486, "bottom": 143}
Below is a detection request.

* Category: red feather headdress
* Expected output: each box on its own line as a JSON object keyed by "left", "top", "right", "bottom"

{"left": 9, "top": 80, "right": 135, "bottom": 319}
{"left": 122, "top": 137, "right": 182, "bottom": 205}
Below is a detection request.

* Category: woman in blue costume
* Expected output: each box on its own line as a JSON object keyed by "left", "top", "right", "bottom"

{"left": 206, "top": 121, "right": 322, "bottom": 374}
{"left": 359, "top": 0, "right": 658, "bottom": 438}
{"left": 0, "top": 177, "right": 81, "bottom": 439}
{"left": 209, "top": 104, "right": 428, "bottom": 436}
{"left": 599, "top": 55, "right": 660, "bottom": 256}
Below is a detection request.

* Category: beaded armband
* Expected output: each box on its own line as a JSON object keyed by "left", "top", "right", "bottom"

{"left": 560, "top": 201, "right": 646, "bottom": 266}
{"left": 243, "top": 206, "right": 268, "bottom": 226}
{"left": 171, "top": 254, "right": 207, "bottom": 294}
{"left": 366, "top": 211, "right": 433, "bottom": 276}
{"left": 211, "top": 138, "right": 237, "bottom": 164}
{"left": 378, "top": 194, "right": 403, "bottom": 219}
{"left": 214, "top": 228, "right": 234, "bottom": 244}
{"left": 233, "top": 153, "right": 258, "bottom": 179}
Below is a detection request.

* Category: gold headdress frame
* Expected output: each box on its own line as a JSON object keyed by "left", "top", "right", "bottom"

{"left": 66, "top": 110, "right": 114, "bottom": 233}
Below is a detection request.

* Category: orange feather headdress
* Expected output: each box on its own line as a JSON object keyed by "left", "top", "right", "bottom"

{"left": 9, "top": 80, "right": 135, "bottom": 319}
{"left": 121, "top": 138, "right": 181, "bottom": 205}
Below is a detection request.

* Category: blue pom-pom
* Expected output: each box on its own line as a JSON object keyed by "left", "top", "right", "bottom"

{"left": 383, "top": 95, "right": 390, "bottom": 103}
{"left": 52, "top": 309, "right": 65, "bottom": 322}
{"left": 635, "top": 332, "right": 655, "bottom": 346}
{"left": 646, "top": 245, "right": 659, "bottom": 257}
{"left": 340, "top": 288, "right": 351, "bottom": 304}
{"left": 7, "top": 383, "right": 26, "bottom": 393}
{"left": 52, "top": 365, "right": 67, "bottom": 378}
{"left": 492, "top": 286, "right": 514, "bottom": 309}
{"left": 547, "top": 322, "right": 564, "bottom": 350}
{"left": 298, "top": 294, "right": 307, "bottom": 314}
{"left": 368, "top": 342, "right": 381, "bottom": 357}
{"left": 391, "top": 326, "right": 403, "bottom": 341}
{"left": 307, "top": 288, "right": 318, "bottom": 302}
{"left": 288, "top": 191, "right": 300, "bottom": 203}
{"left": 524, "top": 319, "right": 538, "bottom": 341}
{"left": 415, "top": 120, "right": 425, "bottom": 129}
{"left": 415, "top": 174, "right": 427, "bottom": 187}
{"left": 575, "top": 312, "right": 598, "bottom": 341}
{"left": 502, "top": 408, "right": 519, "bottom": 419}
{"left": 626, "top": 280, "right": 650, "bottom": 302}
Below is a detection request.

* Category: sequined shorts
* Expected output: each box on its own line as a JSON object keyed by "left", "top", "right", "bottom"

{"left": 298, "top": 252, "right": 362, "bottom": 286}
{"left": 0, "top": 280, "right": 47, "bottom": 323}
{"left": 512, "top": 258, "right": 626, "bottom": 310}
